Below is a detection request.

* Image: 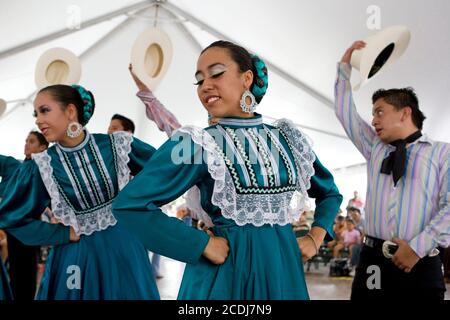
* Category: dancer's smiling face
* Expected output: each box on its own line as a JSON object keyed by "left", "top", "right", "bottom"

{"left": 195, "top": 47, "right": 254, "bottom": 119}
{"left": 33, "top": 91, "right": 79, "bottom": 143}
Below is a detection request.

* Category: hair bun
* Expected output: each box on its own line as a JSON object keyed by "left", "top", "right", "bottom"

{"left": 71, "top": 84, "right": 95, "bottom": 125}
{"left": 251, "top": 55, "right": 268, "bottom": 103}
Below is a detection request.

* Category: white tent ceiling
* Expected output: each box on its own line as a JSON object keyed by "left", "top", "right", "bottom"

{"left": 1, "top": 0, "right": 449, "bottom": 205}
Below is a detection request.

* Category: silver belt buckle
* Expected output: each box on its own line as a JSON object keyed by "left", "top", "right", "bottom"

{"left": 429, "top": 248, "right": 440, "bottom": 257}
{"left": 364, "top": 236, "right": 373, "bottom": 247}
{"left": 382, "top": 240, "right": 397, "bottom": 259}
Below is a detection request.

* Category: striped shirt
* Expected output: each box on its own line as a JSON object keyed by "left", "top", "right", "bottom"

{"left": 334, "top": 62, "right": 450, "bottom": 258}
{"left": 137, "top": 90, "right": 182, "bottom": 137}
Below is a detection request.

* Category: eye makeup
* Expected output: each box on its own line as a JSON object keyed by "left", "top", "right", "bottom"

{"left": 33, "top": 105, "right": 51, "bottom": 117}
{"left": 194, "top": 63, "right": 227, "bottom": 86}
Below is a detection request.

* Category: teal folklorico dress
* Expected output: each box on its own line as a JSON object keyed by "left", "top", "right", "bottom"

{"left": 0, "top": 131, "right": 160, "bottom": 300}
{"left": 113, "top": 114, "right": 342, "bottom": 299}
{"left": 0, "top": 155, "right": 21, "bottom": 199}
{"left": 0, "top": 154, "right": 21, "bottom": 300}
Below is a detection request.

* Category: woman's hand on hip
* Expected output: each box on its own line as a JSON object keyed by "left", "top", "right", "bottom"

{"left": 203, "top": 235, "right": 229, "bottom": 264}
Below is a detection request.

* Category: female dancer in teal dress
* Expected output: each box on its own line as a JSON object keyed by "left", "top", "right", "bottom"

{"left": 0, "top": 85, "right": 159, "bottom": 299}
{"left": 0, "top": 131, "right": 48, "bottom": 300}
{"left": 112, "top": 41, "right": 343, "bottom": 299}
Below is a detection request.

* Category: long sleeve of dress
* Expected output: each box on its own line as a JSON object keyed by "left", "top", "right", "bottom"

{"left": 0, "top": 155, "right": 20, "bottom": 177}
{"left": 0, "top": 160, "right": 70, "bottom": 246}
{"left": 307, "top": 154, "right": 343, "bottom": 238}
{"left": 127, "top": 135, "right": 157, "bottom": 176}
{"left": 0, "top": 155, "right": 21, "bottom": 198}
{"left": 137, "top": 90, "right": 182, "bottom": 137}
{"left": 112, "top": 132, "right": 210, "bottom": 264}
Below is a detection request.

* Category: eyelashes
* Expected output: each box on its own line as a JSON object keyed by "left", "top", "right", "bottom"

{"left": 194, "top": 71, "right": 226, "bottom": 86}
{"left": 33, "top": 107, "right": 50, "bottom": 117}
{"left": 211, "top": 71, "right": 225, "bottom": 79}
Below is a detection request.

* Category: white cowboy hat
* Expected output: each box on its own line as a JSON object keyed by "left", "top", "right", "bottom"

{"left": 351, "top": 25, "right": 411, "bottom": 90}
{"left": 35, "top": 47, "right": 81, "bottom": 89}
{"left": 0, "top": 98, "right": 6, "bottom": 117}
{"left": 130, "top": 27, "right": 173, "bottom": 90}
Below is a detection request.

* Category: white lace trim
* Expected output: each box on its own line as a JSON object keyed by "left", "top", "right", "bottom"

{"left": 111, "top": 131, "right": 133, "bottom": 190}
{"left": 177, "top": 123, "right": 315, "bottom": 227}
{"left": 32, "top": 151, "right": 117, "bottom": 236}
{"left": 272, "top": 118, "right": 316, "bottom": 196}
{"left": 183, "top": 186, "right": 214, "bottom": 227}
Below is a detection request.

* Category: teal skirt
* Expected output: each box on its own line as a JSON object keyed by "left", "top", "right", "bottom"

{"left": 178, "top": 218, "right": 309, "bottom": 300}
{"left": 0, "top": 260, "right": 12, "bottom": 300}
{"left": 36, "top": 224, "right": 159, "bottom": 300}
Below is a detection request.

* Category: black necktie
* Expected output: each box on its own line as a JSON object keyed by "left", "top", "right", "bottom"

{"left": 380, "top": 130, "right": 422, "bottom": 186}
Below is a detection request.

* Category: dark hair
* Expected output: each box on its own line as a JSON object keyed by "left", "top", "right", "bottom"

{"left": 111, "top": 114, "right": 135, "bottom": 133}
{"left": 29, "top": 130, "right": 49, "bottom": 148}
{"left": 38, "top": 85, "right": 96, "bottom": 126}
{"left": 345, "top": 217, "right": 355, "bottom": 225}
{"left": 347, "top": 206, "right": 361, "bottom": 215}
{"left": 372, "top": 87, "right": 426, "bottom": 129}
{"left": 201, "top": 40, "right": 268, "bottom": 103}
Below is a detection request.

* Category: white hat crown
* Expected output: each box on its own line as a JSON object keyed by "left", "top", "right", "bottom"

{"left": 131, "top": 27, "right": 173, "bottom": 91}
{"left": 35, "top": 47, "right": 81, "bottom": 89}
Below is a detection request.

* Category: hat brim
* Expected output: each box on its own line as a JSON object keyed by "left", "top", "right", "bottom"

{"left": 35, "top": 47, "right": 81, "bottom": 89}
{"left": 131, "top": 28, "right": 173, "bottom": 91}
{"left": 351, "top": 25, "right": 411, "bottom": 90}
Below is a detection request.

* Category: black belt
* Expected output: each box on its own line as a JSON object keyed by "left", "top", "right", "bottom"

{"left": 363, "top": 235, "right": 398, "bottom": 258}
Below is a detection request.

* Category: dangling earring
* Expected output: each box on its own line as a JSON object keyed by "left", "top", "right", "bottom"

{"left": 67, "top": 121, "right": 83, "bottom": 138}
{"left": 240, "top": 90, "right": 257, "bottom": 113}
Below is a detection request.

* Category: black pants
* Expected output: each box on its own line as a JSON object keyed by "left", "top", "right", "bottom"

{"left": 440, "top": 246, "right": 450, "bottom": 279}
{"left": 6, "top": 233, "right": 38, "bottom": 300}
{"left": 351, "top": 244, "right": 446, "bottom": 300}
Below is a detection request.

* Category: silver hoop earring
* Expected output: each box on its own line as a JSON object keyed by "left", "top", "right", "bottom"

{"left": 67, "top": 122, "right": 83, "bottom": 138}
{"left": 240, "top": 90, "right": 257, "bottom": 113}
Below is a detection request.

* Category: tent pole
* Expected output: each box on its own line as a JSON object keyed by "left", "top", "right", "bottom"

{"left": 263, "top": 115, "right": 348, "bottom": 140}
{"left": 0, "top": 0, "right": 157, "bottom": 60}
{"left": 331, "top": 162, "right": 366, "bottom": 174}
{"left": 158, "top": 6, "right": 202, "bottom": 52}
